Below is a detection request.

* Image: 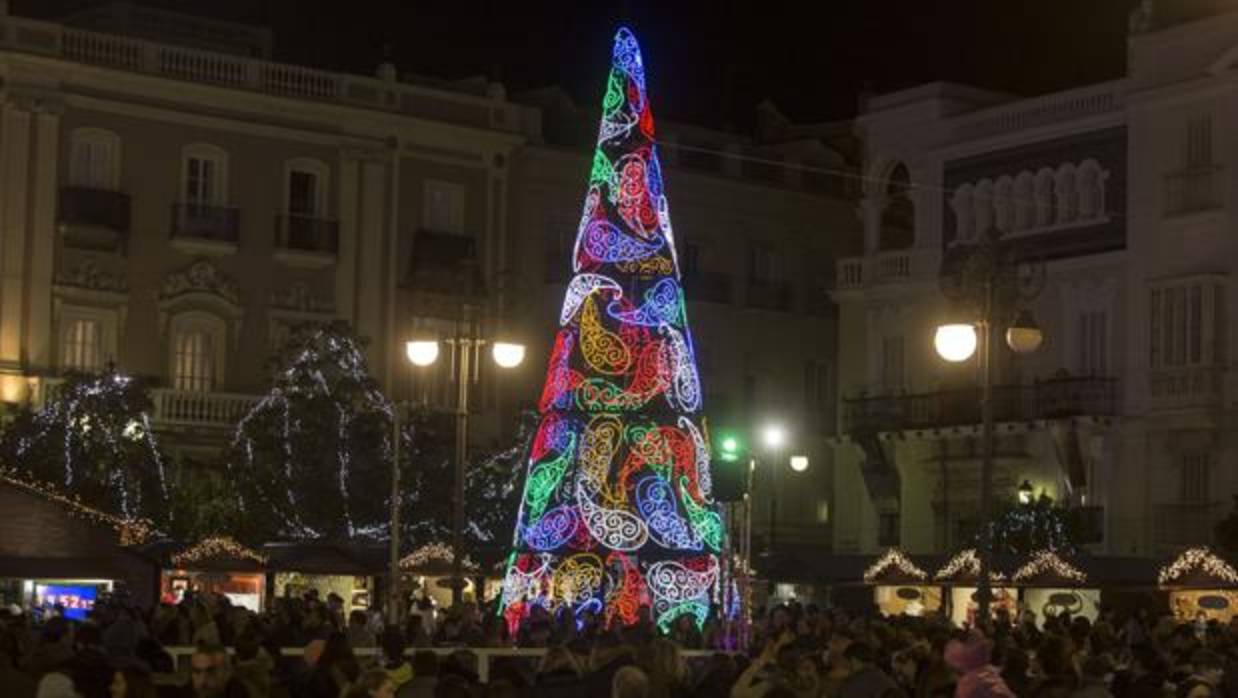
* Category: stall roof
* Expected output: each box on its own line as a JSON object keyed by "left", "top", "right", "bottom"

{"left": 262, "top": 540, "right": 385, "bottom": 575}
{"left": 1, "top": 468, "right": 153, "bottom": 545}
{"left": 1012, "top": 551, "right": 1089, "bottom": 588}
{"left": 167, "top": 537, "right": 267, "bottom": 573}
{"left": 1158, "top": 547, "right": 1238, "bottom": 590}
{"left": 399, "top": 542, "right": 480, "bottom": 576}
{"left": 863, "top": 549, "right": 930, "bottom": 586}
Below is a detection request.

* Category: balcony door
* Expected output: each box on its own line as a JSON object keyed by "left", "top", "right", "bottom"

{"left": 69, "top": 129, "right": 120, "bottom": 191}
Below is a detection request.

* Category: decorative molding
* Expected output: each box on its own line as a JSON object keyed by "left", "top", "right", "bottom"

{"left": 161, "top": 259, "right": 239, "bottom": 305}
{"left": 54, "top": 257, "right": 128, "bottom": 293}
{"left": 269, "top": 282, "right": 335, "bottom": 315}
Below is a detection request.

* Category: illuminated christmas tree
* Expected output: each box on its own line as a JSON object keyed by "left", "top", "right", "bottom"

{"left": 499, "top": 27, "right": 722, "bottom": 633}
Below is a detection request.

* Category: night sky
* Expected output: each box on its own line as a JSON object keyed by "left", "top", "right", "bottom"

{"left": 18, "top": 0, "right": 1138, "bottom": 130}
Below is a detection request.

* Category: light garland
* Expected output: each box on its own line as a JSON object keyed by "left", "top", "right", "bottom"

{"left": 1012, "top": 550, "right": 1087, "bottom": 585}
{"left": 0, "top": 467, "right": 153, "bottom": 545}
{"left": 399, "top": 542, "right": 479, "bottom": 573}
{"left": 863, "top": 548, "right": 928, "bottom": 584}
{"left": 500, "top": 27, "right": 721, "bottom": 633}
{"left": 171, "top": 536, "right": 266, "bottom": 568}
{"left": 1158, "top": 546, "right": 1238, "bottom": 587}
{"left": 934, "top": 549, "right": 1007, "bottom": 583}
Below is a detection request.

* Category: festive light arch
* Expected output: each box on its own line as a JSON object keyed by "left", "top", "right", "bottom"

{"left": 171, "top": 536, "right": 266, "bottom": 568}
{"left": 500, "top": 27, "right": 721, "bottom": 634}
{"left": 934, "top": 549, "right": 1008, "bottom": 583}
{"left": 1012, "top": 550, "right": 1087, "bottom": 585}
{"left": 863, "top": 548, "right": 928, "bottom": 584}
{"left": 1158, "top": 547, "right": 1238, "bottom": 588}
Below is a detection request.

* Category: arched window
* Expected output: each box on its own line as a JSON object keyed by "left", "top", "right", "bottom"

{"left": 1013, "top": 171, "right": 1035, "bottom": 230}
{"left": 1077, "top": 159, "right": 1105, "bottom": 219}
{"left": 994, "top": 176, "right": 1014, "bottom": 232}
{"left": 1034, "top": 168, "right": 1056, "bottom": 228}
{"left": 69, "top": 128, "right": 121, "bottom": 190}
{"left": 973, "top": 179, "right": 994, "bottom": 236}
{"left": 169, "top": 311, "right": 225, "bottom": 392}
{"left": 1054, "top": 164, "right": 1078, "bottom": 223}
{"left": 951, "top": 183, "right": 975, "bottom": 242}
{"left": 879, "top": 163, "right": 914, "bottom": 250}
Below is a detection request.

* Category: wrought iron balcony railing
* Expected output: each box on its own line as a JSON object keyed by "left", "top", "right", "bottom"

{"left": 170, "top": 202, "right": 240, "bottom": 244}
{"left": 275, "top": 214, "right": 339, "bottom": 255}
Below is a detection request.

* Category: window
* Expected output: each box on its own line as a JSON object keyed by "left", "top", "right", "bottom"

{"left": 878, "top": 513, "right": 900, "bottom": 546}
{"left": 816, "top": 501, "right": 830, "bottom": 524}
{"left": 286, "top": 158, "right": 328, "bottom": 218}
{"left": 69, "top": 129, "right": 121, "bottom": 190}
{"left": 1077, "top": 310, "right": 1108, "bottom": 376}
{"left": 1149, "top": 280, "right": 1223, "bottom": 369}
{"left": 182, "top": 145, "right": 228, "bottom": 205}
{"left": 803, "top": 359, "right": 832, "bottom": 412}
{"left": 423, "top": 180, "right": 465, "bottom": 234}
{"left": 62, "top": 319, "right": 102, "bottom": 372}
{"left": 881, "top": 336, "right": 905, "bottom": 392}
{"left": 1180, "top": 452, "right": 1210, "bottom": 502}
{"left": 748, "top": 243, "right": 773, "bottom": 282}
{"left": 1185, "top": 115, "right": 1213, "bottom": 168}
{"left": 174, "top": 330, "right": 215, "bottom": 392}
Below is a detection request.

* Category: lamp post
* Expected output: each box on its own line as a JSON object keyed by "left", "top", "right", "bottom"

{"left": 1018, "top": 479, "right": 1035, "bottom": 506}
{"left": 934, "top": 226, "right": 1044, "bottom": 623}
{"left": 406, "top": 324, "right": 525, "bottom": 606}
{"left": 761, "top": 424, "right": 786, "bottom": 555}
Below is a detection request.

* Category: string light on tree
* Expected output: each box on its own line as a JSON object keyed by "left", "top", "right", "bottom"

{"left": 0, "top": 467, "right": 153, "bottom": 545}
{"left": 499, "top": 27, "right": 722, "bottom": 635}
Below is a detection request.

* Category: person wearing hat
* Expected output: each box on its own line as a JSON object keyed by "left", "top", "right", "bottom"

{"left": 944, "top": 630, "right": 1016, "bottom": 698}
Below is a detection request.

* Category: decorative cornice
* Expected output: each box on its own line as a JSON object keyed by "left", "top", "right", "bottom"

{"left": 55, "top": 257, "right": 128, "bottom": 293}
{"left": 160, "top": 259, "right": 239, "bottom": 305}
{"left": 269, "top": 282, "right": 334, "bottom": 315}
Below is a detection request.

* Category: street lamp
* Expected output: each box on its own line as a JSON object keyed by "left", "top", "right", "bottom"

{"left": 760, "top": 423, "right": 790, "bottom": 555}
{"left": 789, "top": 455, "right": 810, "bottom": 473}
{"left": 407, "top": 331, "right": 526, "bottom": 606}
{"left": 935, "top": 226, "right": 1045, "bottom": 623}
{"left": 1018, "top": 479, "right": 1035, "bottom": 505}
{"left": 762, "top": 425, "right": 786, "bottom": 449}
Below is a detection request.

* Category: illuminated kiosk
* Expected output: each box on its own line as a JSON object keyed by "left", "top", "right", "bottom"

{"left": 498, "top": 27, "right": 723, "bottom": 633}
{"left": 1011, "top": 550, "right": 1098, "bottom": 628}
{"left": 935, "top": 549, "right": 1017, "bottom": 627}
{"left": 264, "top": 541, "right": 382, "bottom": 615}
{"left": 864, "top": 549, "right": 941, "bottom": 617}
{"left": 1158, "top": 547, "right": 1238, "bottom": 623}
{"left": 160, "top": 536, "right": 266, "bottom": 612}
{"left": 399, "top": 543, "right": 486, "bottom": 609}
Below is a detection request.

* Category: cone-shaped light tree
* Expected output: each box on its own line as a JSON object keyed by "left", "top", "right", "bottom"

{"left": 499, "top": 28, "right": 722, "bottom": 634}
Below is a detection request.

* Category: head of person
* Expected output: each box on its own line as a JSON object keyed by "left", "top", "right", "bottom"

{"left": 344, "top": 667, "right": 395, "bottom": 698}
{"left": 109, "top": 666, "right": 155, "bottom": 698}
{"left": 538, "top": 645, "right": 582, "bottom": 676}
{"left": 190, "top": 643, "right": 230, "bottom": 696}
{"left": 1192, "top": 649, "right": 1225, "bottom": 685}
{"left": 611, "top": 665, "right": 650, "bottom": 698}
{"left": 944, "top": 631, "right": 991, "bottom": 676}
{"left": 841, "top": 641, "right": 876, "bottom": 675}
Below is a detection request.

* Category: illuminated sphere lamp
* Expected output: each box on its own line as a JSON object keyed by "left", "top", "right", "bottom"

{"left": 405, "top": 340, "right": 440, "bottom": 367}
{"left": 1005, "top": 309, "right": 1044, "bottom": 355}
{"left": 491, "top": 341, "right": 527, "bottom": 369}
{"left": 789, "top": 455, "right": 809, "bottom": 473}
{"left": 934, "top": 323, "right": 978, "bottom": 363}
{"left": 1018, "top": 479, "right": 1035, "bottom": 505}
{"left": 762, "top": 425, "right": 786, "bottom": 450}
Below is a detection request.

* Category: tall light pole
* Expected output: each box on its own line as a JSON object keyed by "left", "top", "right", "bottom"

{"left": 761, "top": 424, "right": 787, "bottom": 554}
{"left": 935, "top": 226, "right": 1044, "bottom": 622}
{"left": 407, "top": 324, "right": 525, "bottom": 606}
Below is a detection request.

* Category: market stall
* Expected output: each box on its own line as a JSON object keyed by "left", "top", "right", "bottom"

{"left": 863, "top": 548, "right": 941, "bottom": 617}
{"left": 1158, "top": 547, "right": 1238, "bottom": 623}
{"left": 265, "top": 541, "right": 383, "bottom": 614}
{"left": 935, "top": 549, "right": 1018, "bottom": 627}
{"left": 399, "top": 542, "right": 487, "bottom": 608}
{"left": 160, "top": 536, "right": 266, "bottom": 612}
{"left": 1011, "top": 550, "right": 1099, "bottom": 627}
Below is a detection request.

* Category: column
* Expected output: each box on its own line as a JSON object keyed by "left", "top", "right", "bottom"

{"left": 0, "top": 101, "right": 31, "bottom": 371}
{"left": 335, "top": 151, "right": 360, "bottom": 325}
{"left": 26, "top": 107, "right": 61, "bottom": 372}
{"left": 356, "top": 154, "right": 388, "bottom": 381}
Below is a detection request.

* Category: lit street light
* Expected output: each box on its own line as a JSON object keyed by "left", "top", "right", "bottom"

{"left": 762, "top": 424, "right": 786, "bottom": 449}
{"left": 789, "top": 455, "right": 809, "bottom": 473}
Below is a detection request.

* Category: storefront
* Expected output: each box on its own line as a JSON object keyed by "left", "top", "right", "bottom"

{"left": 265, "top": 541, "right": 384, "bottom": 614}
{"left": 0, "top": 474, "right": 157, "bottom": 612}
{"left": 1011, "top": 550, "right": 1099, "bottom": 628}
{"left": 1158, "top": 547, "right": 1238, "bottom": 623}
{"left": 399, "top": 542, "right": 484, "bottom": 609}
{"left": 863, "top": 549, "right": 942, "bottom": 617}
{"left": 935, "top": 549, "right": 1017, "bottom": 627}
{"left": 160, "top": 537, "right": 266, "bottom": 612}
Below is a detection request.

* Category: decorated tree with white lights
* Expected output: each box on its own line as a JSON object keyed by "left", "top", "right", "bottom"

{"left": 0, "top": 368, "right": 170, "bottom": 526}
{"left": 983, "top": 493, "right": 1079, "bottom": 556}
{"left": 227, "top": 321, "right": 395, "bottom": 541}
{"left": 499, "top": 28, "right": 723, "bottom": 633}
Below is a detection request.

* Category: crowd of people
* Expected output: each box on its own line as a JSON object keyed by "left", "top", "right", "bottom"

{"left": 2, "top": 589, "right": 1238, "bottom": 698}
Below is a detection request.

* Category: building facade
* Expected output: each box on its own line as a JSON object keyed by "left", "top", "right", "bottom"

{"left": 0, "top": 6, "right": 855, "bottom": 550}
{"left": 831, "top": 2, "right": 1238, "bottom": 558}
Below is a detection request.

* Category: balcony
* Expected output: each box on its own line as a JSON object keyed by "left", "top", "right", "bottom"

{"left": 170, "top": 202, "right": 240, "bottom": 255}
{"left": 57, "top": 187, "right": 130, "bottom": 252}
{"left": 406, "top": 229, "right": 484, "bottom": 297}
{"left": 1164, "top": 165, "right": 1224, "bottom": 217}
{"left": 150, "top": 389, "right": 261, "bottom": 429}
{"left": 833, "top": 249, "right": 940, "bottom": 294}
{"left": 745, "top": 278, "right": 793, "bottom": 312}
{"left": 274, "top": 214, "right": 339, "bottom": 268}
{"left": 842, "top": 376, "right": 1118, "bottom": 434}
{"left": 1148, "top": 365, "right": 1223, "bottom": 411}
{"left": 683, "top": 271, "right": 733, "bottom": 304}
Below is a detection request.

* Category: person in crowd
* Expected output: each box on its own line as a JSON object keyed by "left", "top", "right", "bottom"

{"left": 107, "top": 666, "right": 156, "bottom": 698}
{"left": 835, "top": 641, "right": 899, "bottom": 698}
{"left": 1070, "top": 655, "right": 1114, "bottom": 698}
{"left": 345, "top": 667, "right": 397, "bottom": 698}
{"left": 400, "top": 649, "right": 440, "bottom": 698}
{"left": 944, "top": 630, "right": 1015, "bottom": 698}
{"left": 533, "top": 644, "right": 586, "bottom": 697}
{"left": 379, "top": 626, "right": 412, "bottom": 692}
{"left": 186, "top": 642, "right": 247, "bottom": 698}
{"left": 347, "top": 611, "right": 377, "bottom": 649}
{"left": 306, "top": 631, "right": 361, "bottom": 698}
{"left": 1180, "top": 649, "right": 1225, "bottom": 698}
{"left": 613, "top": 665, "right": 651, "bottom": 698}
{"left": 36, "top": 671, "right": 80, "bottom": 698}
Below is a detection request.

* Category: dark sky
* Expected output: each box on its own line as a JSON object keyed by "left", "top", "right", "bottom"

{"left": 19, "top": 0, "right": 1138, "bottom": 130}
